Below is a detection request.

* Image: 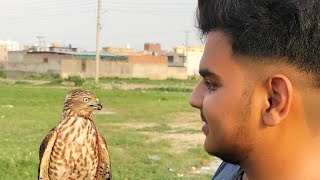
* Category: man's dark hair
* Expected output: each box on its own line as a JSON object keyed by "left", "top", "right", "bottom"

{"left": 197, "top": 0, "right": 320, "bottom": 85}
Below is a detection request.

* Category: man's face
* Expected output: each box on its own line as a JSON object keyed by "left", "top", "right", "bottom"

{"left": 189, "top": 31, "right": 257, "bottom": 164}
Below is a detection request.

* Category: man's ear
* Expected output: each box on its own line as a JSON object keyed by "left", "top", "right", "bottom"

{"left": 262, "top": 74, "right": 293, "bottom": 126}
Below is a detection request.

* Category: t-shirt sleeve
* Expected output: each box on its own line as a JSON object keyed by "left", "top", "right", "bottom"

{"left": 211, "top": 161, "right": 241, "bottom": 180}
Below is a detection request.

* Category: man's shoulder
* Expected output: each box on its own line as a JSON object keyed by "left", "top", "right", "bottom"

{"left": 212, "top": 161, "right": 241, "bottom": 180}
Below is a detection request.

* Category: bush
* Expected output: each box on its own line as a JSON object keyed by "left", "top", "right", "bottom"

{"left": 82, "top": 80, "right": 101, "bottom": 89}
{"left": 143, "top": 87, "right": 192, "bottom": 92}
{"left": 27, "top": 73, "right": 60, "bottom": 80}
{"left": 65, "top": 76, "right": 85, "bottom": 86}
{"left": 0, "top": 71, "right": 6, "bottom": 78}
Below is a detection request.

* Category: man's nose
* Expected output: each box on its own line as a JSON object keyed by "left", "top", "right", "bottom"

{"left": 189, "top": 82, "right": 204, "bottom": 109}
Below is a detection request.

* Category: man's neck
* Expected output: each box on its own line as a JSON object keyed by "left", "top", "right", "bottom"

{"left": 240, "top": 133, "right": 319, "bottom": 180}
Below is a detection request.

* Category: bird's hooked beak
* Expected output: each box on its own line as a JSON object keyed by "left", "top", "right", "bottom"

{"left": 89, "top": 98, "right": 103, "bottom": 110}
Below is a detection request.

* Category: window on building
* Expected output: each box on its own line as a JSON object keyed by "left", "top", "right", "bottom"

{"left": 43, "top": 58, "right": 48, "bottom": 63}
{"left": 168, "top": 56, "right": 174, "bottom": 64}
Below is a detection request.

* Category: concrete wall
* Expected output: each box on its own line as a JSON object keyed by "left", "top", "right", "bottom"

{"left": 61, "top": 59, "right": 133, "bottom": 78}
{"left": 6, "top": 59, "right": 61, "bottom": 74}
{"left": 23, "top": 54, "right": 66, "bottom": 74}
{"left": 131, "top": 63, "right": 167, "bottom": 80}
{"left": 6, "top": 52, "right": 73, "bottom": 77}
{"left": 128, "top": 55, "right": 167, "bottom": 64}
{"left": 61, "top": 59, "right": 186, "bottom": 80}
{"left": 83, "top": 60, "right": 132, "bottom": 78}
{"left": 5, "top": 53, "right": 188, "bottom": 79}
{"left": 7, "top": 51, "right": 26, "bottom": 63}
{"left": 167, "top": 66, "right": 188, "bottom": 79}
{"left": 60, "top": 59, "right": 82, "bottom": 78}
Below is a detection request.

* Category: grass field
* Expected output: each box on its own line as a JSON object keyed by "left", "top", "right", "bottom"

{"left": 0, "top": 78, "right": 217, "bottom": 180}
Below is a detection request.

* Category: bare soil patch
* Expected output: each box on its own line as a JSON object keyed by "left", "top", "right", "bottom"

{"left": 144, "top": 132, "right": 204, "bottom": 153}
{"left": 167, "top": 112, "right": 201, "bottom": 130}
{"left": 111, "top": 112, "right": 204, "bottom": 153}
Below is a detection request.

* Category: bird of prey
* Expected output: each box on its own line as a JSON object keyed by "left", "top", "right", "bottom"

{"left": 38, "top": 89, "right": 111, "bottom": 180}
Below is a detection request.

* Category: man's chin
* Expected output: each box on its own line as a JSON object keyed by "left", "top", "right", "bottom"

{"left": 204, "top": 141, "right": 245, "bottom": 165}
{"left": 203, "top": 138, "right": 218, "bottom": 156}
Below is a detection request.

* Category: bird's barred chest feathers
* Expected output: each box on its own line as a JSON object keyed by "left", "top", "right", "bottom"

{"left": 49, "top": 117, "right": 98, "bottom": 180}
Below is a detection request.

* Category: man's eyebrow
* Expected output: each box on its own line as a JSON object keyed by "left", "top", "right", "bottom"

{"left": 199, "top": 69, "right": 221, "bottom": 80}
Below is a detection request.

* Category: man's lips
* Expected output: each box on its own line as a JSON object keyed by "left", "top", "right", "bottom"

{"left": 201, "top": 112, "right": 209, "bottom": 135}
{"left": 201, "top": 112, "right": 207, "bottom": 123}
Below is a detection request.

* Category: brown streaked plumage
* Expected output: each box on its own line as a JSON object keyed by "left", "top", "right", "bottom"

{"left": 38, "top": 89, "right": 111, "bottom": 180}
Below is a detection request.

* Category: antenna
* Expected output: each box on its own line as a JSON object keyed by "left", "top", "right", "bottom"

{"left": 36, "top": 36, "right": 45, "bottom": 51}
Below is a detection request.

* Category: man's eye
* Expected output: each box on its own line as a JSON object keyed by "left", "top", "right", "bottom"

{"left": 204, "top": 80, "right": 218, "bottom": 91}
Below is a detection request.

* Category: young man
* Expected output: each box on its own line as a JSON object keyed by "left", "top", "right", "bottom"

{"left": 189, "top": 0, "right": 320, "bottom": 179}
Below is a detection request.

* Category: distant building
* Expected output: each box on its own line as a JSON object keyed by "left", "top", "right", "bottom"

{"left": 0, "top": 45, "right": 8, "bottom": 61}
{"left": 102, "top": 47, "right": 136, "bottom": 55}
{"left": 0, "top": 40, "right": 20, "bottom": 51}
{"left": 48, "top": 46, "right": 84, "bottom": 53}
{"left": 30, "top": 44, "right": 50, "bottom": 52}
{"left": 29, "top": 43, "right": 84, "bottom": 53}
{"left": 186, "top": 51, "right": 203, "bottom": 77}
{"left": 166, "top": 45, "right": 204, "bottom": 77}
{"left": 174, "top": 46, "right": 204, "bottom": 54}
{"left": 167, "top": 52, "right": 186, "bottom": 67}
{"left": 144, "top": 43, "right": 161, "bottom": 54}
{"left": 0, "top": 45, "right": 8, "bottom": 68}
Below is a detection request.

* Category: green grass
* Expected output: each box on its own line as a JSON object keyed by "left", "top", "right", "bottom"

{"left": 99, "top": 77, "right": 198, "bottom": 86}
{"left": 0, "top": 82, "right": 214, "bottom": 180}
{"left": 22, "top": 73, "right": 198, "bottom": 87}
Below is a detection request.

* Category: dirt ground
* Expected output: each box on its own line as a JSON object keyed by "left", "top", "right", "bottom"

{"left": 113, "top": 112, "right": 204, "bottom": 153}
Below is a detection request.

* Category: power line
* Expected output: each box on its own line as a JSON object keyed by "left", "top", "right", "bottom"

{"left": 11, "top": 0, "right": 97, "bottom": 8}
{"left": 2, "top": 8, "right": 193, "bottom": 23}
{"left": 3, "top": 1, "right": 195, "bottom": 14}
{"left": 3, "top": 4, "right": 97, "bottom": 15}
{"left": 3, "top": 5, "right": 194, "bottom": 20}
{"left": 106, "top": 1, "right": 196, "bottom": 7}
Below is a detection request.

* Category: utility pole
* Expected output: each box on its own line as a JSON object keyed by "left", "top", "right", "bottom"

{"left": 95, "top": 0, "right": 101, "bottom": 83}
{"left": 185, "top": 31, "right": 190, "bottom": 66}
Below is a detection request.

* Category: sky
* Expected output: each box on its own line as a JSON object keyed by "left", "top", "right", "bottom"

{"left": 0, "top": 0, "right": 204, "bottom": 51}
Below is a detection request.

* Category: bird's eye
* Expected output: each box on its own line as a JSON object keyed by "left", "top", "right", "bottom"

{"left": 83, "top": 97, "right": 90, "bottom": 102}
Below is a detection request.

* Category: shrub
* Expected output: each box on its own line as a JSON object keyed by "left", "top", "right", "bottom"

{"left": 0, "top": 71, "right": 6, "bottom": 78}
{"left": 82, "top": 80, "right": 101, "bottom": 89}
{"left": 65, "top": 76, "right": 85, "bottom": 86}
{"left": 27, "top": 73, "right": 60, "bottom": 80}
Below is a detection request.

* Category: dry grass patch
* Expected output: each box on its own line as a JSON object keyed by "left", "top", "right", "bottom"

{"left": 112, "top": 122, "right": 159, "bottom": 129}
{"left": 144, "top": 132, "right": 204, "bottom": 153}
{"left": 167, "top": 112, "right": 202, "bottom": 130}
{"left": 110, "top": 112, "right": 204, "bottom": 153}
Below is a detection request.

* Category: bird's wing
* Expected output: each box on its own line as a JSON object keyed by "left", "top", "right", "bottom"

{"left": 98, "top": 132, "right": 112, "bottom": 180}
{"left": 38, "top": 127, "right": 58, "bottom": 180}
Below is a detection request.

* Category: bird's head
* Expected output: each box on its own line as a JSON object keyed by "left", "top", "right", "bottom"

{"left": 63, "top": 89, "right": 102, "bottom": 118}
